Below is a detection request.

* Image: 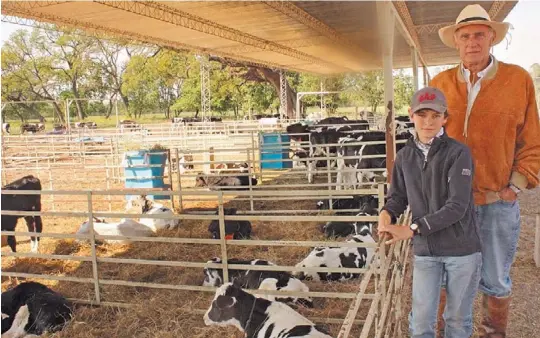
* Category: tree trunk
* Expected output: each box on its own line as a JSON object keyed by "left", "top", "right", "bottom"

{"left": 51, "top": 101, "right": 65, "bottom": 123}
{"left": 105, "top": 100, "right": 113, "bottom": 119}
{"left": 255, "top": 68, "right": 296, "bottom": 118}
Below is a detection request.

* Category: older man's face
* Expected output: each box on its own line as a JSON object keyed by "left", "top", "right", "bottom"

{"left": 454, "top": 24, "right": 494, "bottom": 65}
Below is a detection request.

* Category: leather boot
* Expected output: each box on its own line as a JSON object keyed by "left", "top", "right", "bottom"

{"left": 478, "top": 294, "right": 511, "bottom": 338}
{"left": 436, "top": 288, "right": 446, "bottom": 338}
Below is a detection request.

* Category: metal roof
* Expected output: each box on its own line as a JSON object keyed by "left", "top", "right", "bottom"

{"left": 1, "top": 1, "right": 517, "bottom": 74}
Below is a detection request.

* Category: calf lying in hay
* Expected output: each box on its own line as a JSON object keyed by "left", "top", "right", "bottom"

{"left": 207, "top": 208, "right": 252, "bottom": 240}
{"left": 204, "top": 283, "right": 331, "bottom": 338}
{"left": 76, "top": 217, "right": 154, "bottom": 244}
{"left": 1, "top": 282, "right": 72, "bottom": 337}
{"left": 203, "top": 257, "right": 313, "bottom": 308}
{"left": 126, "top": 195, "right": 180, "bottom": 232}
{"left": 195, "top": 173, "right": 258, "bottom": 190}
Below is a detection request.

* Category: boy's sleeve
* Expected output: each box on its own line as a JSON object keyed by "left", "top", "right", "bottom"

{"left": 381, "top": 154, "right": 408, "bottom": 223}
{"left": 417, "top": 147, "right": 473, "bottom": 236}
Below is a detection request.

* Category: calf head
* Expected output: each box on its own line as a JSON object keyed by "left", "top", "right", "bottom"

{"left": 126, "top": 195, "right": 153, "bottom": 213}
{"left": 203, "top": 282, "right": 248, "bottom": 331}
{"left": 195, "top": 173, "right": 207, "bottom": 187}
{"left": 203, "top": 257, "right": 224, "bottom": 286}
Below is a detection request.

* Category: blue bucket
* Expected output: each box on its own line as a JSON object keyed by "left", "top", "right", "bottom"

{"left": 123, "top": 150, "right": 169, "bottom": 200}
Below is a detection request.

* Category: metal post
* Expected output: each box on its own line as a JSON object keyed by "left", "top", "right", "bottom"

{"left": 412, "top": 47, "right": 419, "bottom": 92}
{"left": 115, "top": 98, "right": 120, "bottom": 128}
{"left": 167, "top": 149, "right": 175, "bottom": 211}
{"left": 279, "top": 69, "right": 288, "bottom": 119}
{"left": 86, "top": 192, "right": 101, "bottom": 304}
{"left": 105, "top": 157, "right": 112, "bottom": 212}
{"left": 377, "top": 1, "right": 396, "bottom": 184}
{"left": 326, "top": 145, "right": 333, "bottom": 209}
{"left": 66, "top": 99, "right": 71, "bottom": 134}
{"left": 48, "top": 159, "right": 54, "bottom": 212}
{"left": 377, "top": 0, "right": 394, "bottom": 315}
{"left": 247, "top": 146, "right": 254, "bottom": 212}
{"left": 199, "top": 55, "right": 211, "bottom": 121}
{"left": 296, "top": 93, "right": 302, "bottom": 120}
{"left": 175, "top": 148, "right": 183, "bottom": 212}
{"left": 218, "top": 193, "right": 229, "bottom": 283}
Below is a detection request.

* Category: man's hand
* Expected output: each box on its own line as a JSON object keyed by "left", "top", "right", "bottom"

{"left": 383, "top": 225, "right": 414, "bottom": 245}
{"left": 378, "top": 210, "right": 392, "bottom": 236}
{"left": 498, "top": 186, "right": 517, "bottom": 202}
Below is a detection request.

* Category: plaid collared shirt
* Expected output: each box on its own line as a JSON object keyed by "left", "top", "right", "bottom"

{"left": 414, "top": 128, "right": 445, "bottom": 160}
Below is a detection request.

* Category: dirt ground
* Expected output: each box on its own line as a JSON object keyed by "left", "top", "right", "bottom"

{"left": 2, "top": 165, "right": 539, "bottom": 338}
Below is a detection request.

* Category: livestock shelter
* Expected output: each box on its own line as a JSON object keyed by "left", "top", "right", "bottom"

{"left": 1, "top": 1, "right": 518, "bottom": 337}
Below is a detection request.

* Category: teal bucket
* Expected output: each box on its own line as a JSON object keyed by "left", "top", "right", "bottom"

{"left": 123, "top": 150, "right": 169, "bottom": 200}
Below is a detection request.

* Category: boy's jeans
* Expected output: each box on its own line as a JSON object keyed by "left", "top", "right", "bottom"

{"left": 409, "top": 253, "right": 482, "bottom": 338}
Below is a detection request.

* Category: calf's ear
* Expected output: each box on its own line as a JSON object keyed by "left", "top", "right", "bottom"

{"left": 216, "top": 295, "right": 235, "bottom": 309}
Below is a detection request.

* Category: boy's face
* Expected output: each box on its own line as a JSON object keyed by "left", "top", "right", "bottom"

{"left": 410, "top": 109, "right": 447, "bottom": 142}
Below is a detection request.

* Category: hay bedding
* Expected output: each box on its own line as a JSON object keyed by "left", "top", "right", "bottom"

{"left": 2, "top": 172, "right": 373, "bottom": 337}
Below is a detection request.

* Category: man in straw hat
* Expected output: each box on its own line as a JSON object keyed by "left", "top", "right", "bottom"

{"left": 431, "top": 4, "right": 540, "bottom": 337}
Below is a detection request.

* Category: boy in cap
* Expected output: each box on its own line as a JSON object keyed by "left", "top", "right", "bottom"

{"left": 378, "top": 87, "right": 482, "bottom": 338}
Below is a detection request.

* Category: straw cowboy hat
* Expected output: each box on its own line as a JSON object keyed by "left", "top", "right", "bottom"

{"left": 439, "top": 4, "right": 510, "bottom": 48}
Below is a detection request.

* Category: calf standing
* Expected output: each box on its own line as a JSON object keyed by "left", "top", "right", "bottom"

{"left": 1, "top": 175, "right": 43, "bottom": 252}
{"left": 204, "top": 283, "right": 331, "bottom": 338}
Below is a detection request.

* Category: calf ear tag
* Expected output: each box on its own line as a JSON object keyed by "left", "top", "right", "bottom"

{"left": 225, "top": 234, "right": 234, "bottom": 240}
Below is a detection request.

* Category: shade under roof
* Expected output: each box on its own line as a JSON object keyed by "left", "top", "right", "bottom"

{"left": 1, "top": 1, "right": 517, "bottom": 74}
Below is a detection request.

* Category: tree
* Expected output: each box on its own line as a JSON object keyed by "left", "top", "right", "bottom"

{"left": 342, "top": 71, "right": 384, "bottom": 113}
{"left": 1, "top": 29, "right": 65, "bottom": 122}
{"left": 209, "top": 57, "right": 297, "bottom": 118}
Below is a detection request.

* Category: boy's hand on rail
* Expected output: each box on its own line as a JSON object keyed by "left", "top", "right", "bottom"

{"left": 383, "top": 225, "right": 413, "bottom": 245}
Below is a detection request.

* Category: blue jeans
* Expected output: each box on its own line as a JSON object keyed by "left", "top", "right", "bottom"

{"left": 477, "top": 200, "right": 521, "bottom": 297}
{"left": 409, "top": 253, "right": 482, "bottom": 338}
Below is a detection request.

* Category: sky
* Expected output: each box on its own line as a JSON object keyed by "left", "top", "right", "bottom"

{"left": 1, "top": 1, "right": 539, "bottom": 71}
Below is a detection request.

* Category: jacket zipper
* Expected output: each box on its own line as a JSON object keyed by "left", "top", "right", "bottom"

{"left": 421, "top": 156, "right": 433, "bottom": 256}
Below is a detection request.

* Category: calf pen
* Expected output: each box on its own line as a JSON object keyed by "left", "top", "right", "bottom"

{"left": 1, "top": 188, "right": 411, "bottom": 337}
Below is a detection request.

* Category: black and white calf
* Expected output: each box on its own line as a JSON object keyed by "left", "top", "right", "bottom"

{"left": 316, "top": 194, "right": 379, "bottom": 212}
{"left": 208, "top": 208, "right": 252, "bottom": 240}
{"left": 125, "top": 195, "right": 180, "bottom": 232}
{"left": 321, "top": 208, "right": 378, "bottom": 239}
{"left": 307, "top": 126, "right": 344, "bottom": 183}
{"left": 3, "top": 123, "right": 11, "bottom": 134}
{"left": 204, "top": 283, "right": 331, "bottom": 338}
{"left": 202, "top": 258, "right": 312, "bottom": 308}
{"left": 1, "top": 282, "right": 72, "bottom": 336}
{"left": 195, "top": 173, "right": 257, "bottom": 190}
{"left": 1, "top": 175, "right": 43, "bottom": 253}
{"left": 203, "top": 258, "right": 276, "bottom": 287}
{"left": 335, "top": 130, "right": 412, "bottom": 189}
{"left": 295, "top": 225, "right": 375, "bottom": 281}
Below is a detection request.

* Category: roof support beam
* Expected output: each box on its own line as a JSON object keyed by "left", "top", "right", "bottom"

{"left": 489, "top": 1, "right": 507, "bottom": 20}
{"left": 1, "top": 2, "right": 312, "bottom": 74}
{"left": 391, "top": 1, "right": 429, "bottom": 68}
{"left": 412, "top": 47, "right": 419, "bottom": 92}
{"left": 263, "top": 1, "right": 375, "bottom": 62}
{"left": 377, "top": 2, "right": 396, "bottom": 186}
{"left": 94, "top": 1, "right": 348, "bottom": 72}
{"left": 415, "top": 1, "right": 508, "bottom": 36}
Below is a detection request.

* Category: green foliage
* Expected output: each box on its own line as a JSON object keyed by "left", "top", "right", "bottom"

{"left": 2, "top": 25, "right": 420, "bottom": 123}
